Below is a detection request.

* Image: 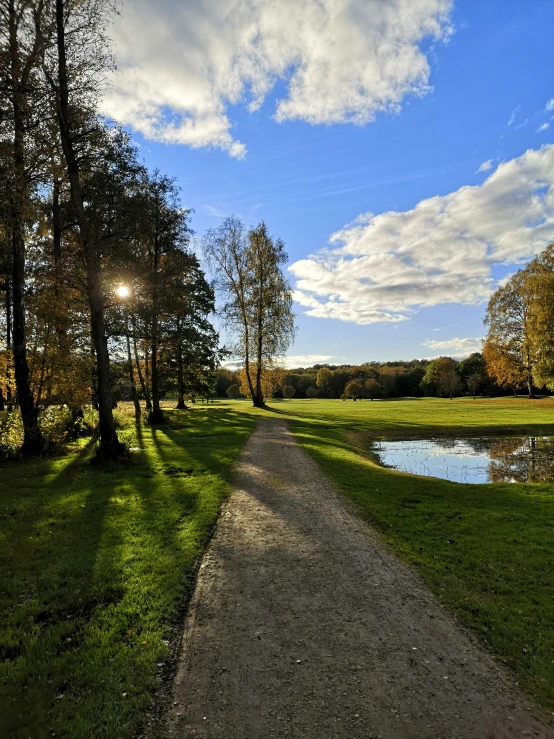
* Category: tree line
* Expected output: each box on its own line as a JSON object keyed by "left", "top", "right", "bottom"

{"left": 216, "top": 353, "right": 511, "bottom": 402}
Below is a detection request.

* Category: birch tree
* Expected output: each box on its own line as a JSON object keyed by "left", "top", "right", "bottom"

{"left": 204, "top": 217, "right": 294, "bottom": 408}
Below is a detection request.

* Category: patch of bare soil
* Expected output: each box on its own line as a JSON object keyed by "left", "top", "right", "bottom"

{"left": 166, "top": 418, "right": 552, "bottom": 738}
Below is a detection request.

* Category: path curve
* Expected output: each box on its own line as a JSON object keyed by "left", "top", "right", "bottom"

{"left": 168, "top": 418, "right": 551, "bottom": 738}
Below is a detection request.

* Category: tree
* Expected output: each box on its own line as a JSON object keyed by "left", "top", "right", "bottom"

{"left": 525, "top": 244, "right": 554, "bottom": 390}
{"left": 306, "top": 386, "right": 317, "bottom": 399}
{"left": 204, "top": 217, "right": 294, "bottom": 408}
{"left": 483, "top": 341, "right": 525, "bottom": 397}
{"left": 247, "top": 222, "right": 295, "bottom": 407}
{"left": 204, "top": 217, "right": 256, "bottom": 401}
{"left": 422, "top": 357, "right": 460, "bottom": 398}
{"left": 437, "top": 368, "right": 463, "bottom": 400}
{"left": 466, "top": 372, "right": 481, "bottom": 400}
{"left": 282, "top": 384, "right": 295, "bottom": 400}
{"left": 226, "top": 383, "right": 240, "bottom": 399}
{"left": 459, "top": 352, "right": 487, "bottom": 397}
{"left": 344, "top": 379, "right": 363, "bottom": 400}
{"left": 1, "top": 0, "right": 49, "bottom": 454}
{"left": 316, "top": 367, "right": 332, "bottom": 397}
{"left": 364, "top": 378, "right": 383, "bottom": 400}
{"left": 133, "top": 172, "right": 193, "bottom": 421}
{"left": 378, "top": 367, "right": 397, "bottom": 397}
{"left": 484, "top": 272, "right": 537, "bottom": 399}
{"left": 238, "top": 363, "right": 283, "bottom": 400}
{"left": 45, "top": 0, "right": 127, "bottom": 458}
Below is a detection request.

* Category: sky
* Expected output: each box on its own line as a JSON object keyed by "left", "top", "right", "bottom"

{"left": 103, "top": 0, "right": 554, "bottom": 367}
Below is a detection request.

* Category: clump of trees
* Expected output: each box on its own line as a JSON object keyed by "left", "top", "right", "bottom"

{"left": 0, "top": 0, "right": 219, "bottom": 458}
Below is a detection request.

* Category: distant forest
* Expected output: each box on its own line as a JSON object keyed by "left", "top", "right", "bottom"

{"left": 212, "top": 352, "right": 540, "bottom": 402}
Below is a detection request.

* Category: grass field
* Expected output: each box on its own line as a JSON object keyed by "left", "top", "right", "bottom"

{"left": 260, "top": 396, "right": 554, "bottom": 711}
{"left": 0, "top": 403, "right": 255, "bottom": 738}
{"left": 2, "top": 395, "right": 554, "bottom": 735}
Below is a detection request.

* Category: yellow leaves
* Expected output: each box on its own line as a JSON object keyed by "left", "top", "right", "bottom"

{"left": 238, "top": 363, "right": 285, "bottom": 399}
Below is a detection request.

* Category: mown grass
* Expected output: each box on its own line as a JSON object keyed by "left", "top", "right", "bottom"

{"left": 256, "top": 397, "right": 554, "bottom": 711}
{"left": 3, "top": 395, "right": 554, "bottom": 734}
{"left": 0, "top": 402, "right": 256, "bottom": 738}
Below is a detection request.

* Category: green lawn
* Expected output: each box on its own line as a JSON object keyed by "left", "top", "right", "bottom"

{"left": 257, "top": 396, "right": 554, "bottom": 711}
{"left": 0, "top": 403, "right": 256, "bottom": 738}
{"left": 3, "top": 396, "right": 554, "bottom": 735}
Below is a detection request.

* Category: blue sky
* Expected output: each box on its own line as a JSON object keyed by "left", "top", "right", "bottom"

{"left": 105, "top": 0, "right": 554, "bottom": 366}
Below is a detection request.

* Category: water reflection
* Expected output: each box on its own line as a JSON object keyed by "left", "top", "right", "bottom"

{"left": 373, "top": 436, "right": 554, "bottom": 484}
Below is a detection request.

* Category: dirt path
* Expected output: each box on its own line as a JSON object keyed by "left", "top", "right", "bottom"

{"left": 167, "top": 418, "right": 551, "bottom": 738}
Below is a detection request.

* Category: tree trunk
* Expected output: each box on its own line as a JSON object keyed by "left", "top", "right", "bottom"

{"left": 148, "top": 316, "right": 165, "bottom": 422}
{"left": 9, "top": 0, "right": 47, "bottom": 455}
{"left": 254, "top": 334, "right": 264, "bottom": 407}
{"left": 175, "top": 317, "right": 188, "bottom": 410}
{"left": 243, "top": 340, "right": 255, "bottom": 403}
{"left": 148, "top": 234, "right": 165, "bottom": 424}
{"left": 253, "top": 289, "right": 264, "bottom": 408}
{"left": 527, "top": 376, "right": 534, "bottom": 399}
{"left": 126, "top": 329, "right": 141, "bottom": 423}
{"left": 52, "top": 176, "right": 62, "bottom": 263}
{"left": 132, "top": 316, "right": 152, "bottom": 413}
{"left": 0, "top": 388, "right": 5, "bottom": 412}
{"left": 54, "top": 0, "right": 123, "bottom": 459}
{"left": 5, "top": 281, "right": 13, "bottom": 412}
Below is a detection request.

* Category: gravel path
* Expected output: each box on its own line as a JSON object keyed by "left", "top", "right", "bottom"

{"left": 167, "top": 418, "right": 552, "bottom": 738}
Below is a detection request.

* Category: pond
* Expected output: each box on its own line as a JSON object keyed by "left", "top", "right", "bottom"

{"left": 372, "top": 436, "right": 554, "bottom": 484}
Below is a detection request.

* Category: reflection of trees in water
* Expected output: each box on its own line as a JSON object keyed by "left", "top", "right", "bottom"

{"left": 484, "top": 437, "right": 554, "bottom": 483}
{"left": 380, "top": 436, "right": 554, "bottom": 483}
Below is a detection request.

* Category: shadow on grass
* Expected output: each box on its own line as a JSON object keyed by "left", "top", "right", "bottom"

{"left": 0, "top": 404, "right": 257, "bottom": 739}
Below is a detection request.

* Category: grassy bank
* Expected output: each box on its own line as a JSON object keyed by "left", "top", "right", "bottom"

{"left": 259, "top": 397, "right": 554, "bottom": 710}
{"left": 0, "top": 403, "right": 256, "bottom": 738}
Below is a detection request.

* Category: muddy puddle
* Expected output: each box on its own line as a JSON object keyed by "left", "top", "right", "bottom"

{"left": 373, "top": 436, "right": 554, "bottom": 483}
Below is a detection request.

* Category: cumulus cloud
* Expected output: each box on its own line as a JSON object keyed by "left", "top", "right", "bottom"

{"left": 538, "top": 122, "right": 551, "bottom": 133}
{"left": 103, "top": 0, "right": 452, "bottom": 156}
{"left": 422, "top": 337, "right": 484, "bottom": 356}
{"left": 289, "top": 144, "right": 554, "bottom": 325}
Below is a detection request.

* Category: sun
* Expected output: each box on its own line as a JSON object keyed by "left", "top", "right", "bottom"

{"left": 116, "top": 285, "right": 130, "bottom": 299}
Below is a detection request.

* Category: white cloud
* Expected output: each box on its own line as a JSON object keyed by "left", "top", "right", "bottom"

{"left": 280, "top": 354, "right": 336, "bottom": 368}
{"left": 103, "top": 0, "right": 453, "bottom": 156}
{"left": 203, "top": 204, "right": 228, "bottom": 218}
{"left": 289, "top": 144, "right": 554, "bottom": 325}
{"left": 477, "top": 159, "right": 494, "bottom": 173}
{"left": 546, "top": 98, "right": 554, "bottom": 111}
{"left": 538, "top": 122, "right": 551, "bottom": 133}
{"left": 223, "top": 354, "right": 335, "bottom": 370}
{"left": 515, "top": 118, "right": 529, "bottom": 130}
{"left": 507, "top": 105, "right": 521, "bottom": 126}
{"left": 422, "top": 337, "right": 483, "bottom": 356}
